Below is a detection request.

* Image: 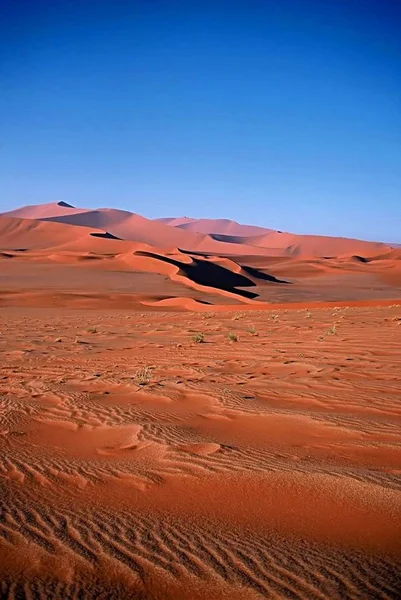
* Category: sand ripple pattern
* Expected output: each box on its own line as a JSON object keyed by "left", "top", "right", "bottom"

{"left": 0, "top": 306, "right": 400, "bottom": 598}
{"left": 1, "top": 491, "right": 400, "bottom": 600}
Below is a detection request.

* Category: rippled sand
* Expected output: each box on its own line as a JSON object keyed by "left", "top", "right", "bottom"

{"left": 1, "top": 305, "right": 400, "bottom": 599}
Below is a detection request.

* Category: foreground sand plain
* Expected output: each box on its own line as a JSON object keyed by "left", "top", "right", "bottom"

{"left": 1, "top": 303, "right": 400, "bottom": 599}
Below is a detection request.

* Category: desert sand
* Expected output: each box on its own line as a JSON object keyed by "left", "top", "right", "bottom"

{"left": 0, "top": 202, "right": 400, "bottom": 599}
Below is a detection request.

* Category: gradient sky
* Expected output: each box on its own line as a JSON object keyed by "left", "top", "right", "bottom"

{"left": 1, "top": 0, "right": 400, "bottom": 241}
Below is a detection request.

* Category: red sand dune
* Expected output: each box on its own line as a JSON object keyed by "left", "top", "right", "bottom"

{"left": 157, "top": 218, "right": 392, "bottom": 258}
{"left": 1, "top": 201, "right": 393, "bottom": 258}
{"left": 2, "top": 200, "right": 85, "bottom": 219}
{"left": 1, "top": 203, "right": 400, "bottom": 310}
{"left": 0, "top": 214, "right": 137, "bottom": 253}
{"left": 8, "top": 205, "right": 276, "bottom": 255}
{"left": 156, "top": 216, "right": 276, "bottom": 237}
{"left": 0, "top": 215, "right": 265, "bottom": 305}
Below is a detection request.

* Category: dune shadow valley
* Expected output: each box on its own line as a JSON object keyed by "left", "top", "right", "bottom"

{"left": 0, "top": 201, "right": 400, "bottom": 600}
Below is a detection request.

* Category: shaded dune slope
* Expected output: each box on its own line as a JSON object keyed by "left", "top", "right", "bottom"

{"left": 135, "top": 250, "right": 260, "bottom": 299}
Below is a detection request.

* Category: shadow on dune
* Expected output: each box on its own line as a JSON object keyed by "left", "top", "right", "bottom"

{"left": 177, "top": 248, "right": 291, "bottom": 284}
{"left": 90, "top": 231, "right": 121, "bottom": 240}
{"left": 350, "top": 255, "right": 370, "bottom": 263}
{"left": 135, "top": 251, "right": 259, "bottom": 299}
{"left": 241, "top": 265, "right": 291, "bottom": 284}
{"left": 209, "top": 233, "right": 247, "bottom": 244}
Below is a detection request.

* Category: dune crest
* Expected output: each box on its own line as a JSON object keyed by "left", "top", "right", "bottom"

{"left": 1, "top": 201, "right": 394, "bottom": 258}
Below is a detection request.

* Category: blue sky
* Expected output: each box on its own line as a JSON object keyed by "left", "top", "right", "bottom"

{"left": 1, "top": 0, "right": 400, "bottom": 241}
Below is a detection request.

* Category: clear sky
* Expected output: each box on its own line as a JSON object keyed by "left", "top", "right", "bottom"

{"left": 1, "top": 0, "right": 400, "bottom": 241}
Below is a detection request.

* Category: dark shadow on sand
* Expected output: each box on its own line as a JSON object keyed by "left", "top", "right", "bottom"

{"left": 135, "top": 251, "right": 259, "bottom": 299}
{"left": 90, "top": 231, "right": 121, "bottom": 240}
{"left": 241, "top": 265, "right": 291, "bottom": 284}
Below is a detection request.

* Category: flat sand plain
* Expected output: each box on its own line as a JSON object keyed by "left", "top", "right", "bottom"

{"left": 1, "top": 303, "right": 400, "bottom": 599}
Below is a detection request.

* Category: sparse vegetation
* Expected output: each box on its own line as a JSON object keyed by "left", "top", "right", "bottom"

{"left": 305, "top": 312, "right": 312, "bottom": 319}
{"left": 326, "top": 325, "right": 337, "bottom": 335}
{"left": 248, "top": 326, "right": 257, "bottom": 335}
{"left": 228, "top": 332, "right": 238, "bottom": 342}
{"left": 87, "top": 327, "right": 98, "bottom": 334}
{"left": 134, "top": 366, "right": 153, "bottom": 386}
{"left": 193, "top": 332, "right": 205, "bottom": 343}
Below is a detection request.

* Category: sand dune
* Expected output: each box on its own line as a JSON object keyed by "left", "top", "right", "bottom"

{"left": 2, "top": 203, "right": 269, "bottom": 254}
{"left": 247, "top": 231, "right": 391, "bottom": 257}
{"left": 0, "top": 214, "right": 137, "bottom": 253}
{"left": 156, "top": 215, "right": 393, "bottom": 257}
{"left": 1, "top": 208, "right": 401, "bottom": 310}
{"left": 1, "top": 201, "right": 394, "bottom": 258}
{"left": 0, "top": 216, "right": 268, "bottom": 305}
{"left": 156, "top": 216, "right": 275, "bottom": 237}
{"left": 2, "top": 200, "right": 85, "bottom": 219}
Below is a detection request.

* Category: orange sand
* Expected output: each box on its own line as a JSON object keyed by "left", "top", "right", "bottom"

{"left": 0, "top": 202, "right": 400, "bottom": 598}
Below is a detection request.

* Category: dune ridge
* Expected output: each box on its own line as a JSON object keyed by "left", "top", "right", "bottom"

{"left": 1, "top": 201, "right": 394, "bottom": 258}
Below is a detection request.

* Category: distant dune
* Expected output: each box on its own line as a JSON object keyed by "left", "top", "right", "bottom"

{"left": 0, "top": 214, "right": 134, "bottom": 253}
{"left": 0, "top": 202, "right": 400, "bottom": 309}
{"left": 1, "top": 201, "right": 394, "bottom": 258}
{"left": 3, "top": 200, "right": 82, "bottom": 219}
{"left": 156, "top": 216, "right": 276, "bottom": 237}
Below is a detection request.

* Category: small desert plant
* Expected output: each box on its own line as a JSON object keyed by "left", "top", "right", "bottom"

{"left": 87, "top": 327, "right": 98, "bottom": 334}
{"left": 193, "top": 332, "right": 205, "bottom": 343}
{"left": 228, "top": 332, "right": 238, "bottom": 342}
{"left": 326, "top": 325, "right": 337, "bottom": 335}
{"left": 305, "top": 312, "right": 312, "bottom": 319}
{"left": 134, "top": 366, "right": 152, "bottom": 386}
{"left": 270, "top": 314, "right": 279, "bottom": 321}
{"left": 248, "top": 326, "right": 257, "bottom": 335}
